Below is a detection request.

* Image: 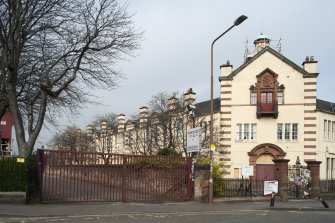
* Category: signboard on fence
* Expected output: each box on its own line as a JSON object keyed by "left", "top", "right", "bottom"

{"left": 264, "top": 180, "right": 278, "bottom": 196}
{"left": 186, "top": 127, "right": 201, "bottom": 153}
{"left": 242, "top": 165, "right": 253, "bottom": 176}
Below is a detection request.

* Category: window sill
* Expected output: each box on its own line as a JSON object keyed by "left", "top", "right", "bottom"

{"left": 277, "top": 140, "right": 299, "bottom": 143}
{"left": 235, "top": 140, "right": 257, "bottom": 143}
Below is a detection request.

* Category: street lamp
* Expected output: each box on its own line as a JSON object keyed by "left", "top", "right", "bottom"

{"left": 209, "top": 15, "right": 247, "bottom": 203}
{"left": 0, "top": 128, "right": 2, "bottom": 156}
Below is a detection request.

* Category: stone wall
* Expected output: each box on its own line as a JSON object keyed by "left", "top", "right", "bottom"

{"left": 194, "top": 164, "right": 210, "bottom": 202}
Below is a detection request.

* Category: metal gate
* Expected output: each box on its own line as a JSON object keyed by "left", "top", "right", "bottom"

{"left": 38, "top": 149, "right": 193, "bottom": 203}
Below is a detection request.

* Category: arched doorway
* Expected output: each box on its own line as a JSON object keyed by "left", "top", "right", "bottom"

{"left": 248, "top": 143, "right": 286, "bottom": 180}
{"left": 256, "top": 154, "right": 274, "bottom": 181}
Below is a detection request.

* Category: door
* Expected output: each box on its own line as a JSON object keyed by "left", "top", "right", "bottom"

{"left": 260, "top": 92, "right": 273, "bottom": 112}
{"left": 256, "top": 164, "right": 275, "bottom": 196}
{"left": 256, "top": 164, "right": 274, "bottom": 180}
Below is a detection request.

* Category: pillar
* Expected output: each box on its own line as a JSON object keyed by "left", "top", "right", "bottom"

{"left": 273, "top": 159, "right": 290, "bottom": 201}
{"left": 305, "top": 160, "right": 322, "bottom": 198}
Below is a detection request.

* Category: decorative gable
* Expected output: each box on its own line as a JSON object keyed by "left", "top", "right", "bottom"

{"left": 250, "top": 68, "right": 285, "bottom": 119}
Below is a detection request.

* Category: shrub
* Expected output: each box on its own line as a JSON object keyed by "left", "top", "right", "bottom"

{"left": 0, "top": 157, "right": 26, "bottom": 191}
{"left": 157, "top": 147, "right": 180, "bottom": 157}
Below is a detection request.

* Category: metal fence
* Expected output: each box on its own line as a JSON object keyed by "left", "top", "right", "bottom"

{"left": 213, "top": 178, "right": 265, "bottom": 198}
{"left": 38, "top": 149, "right": 193, "bottom": 203}
{"left": 320, "top": 179, "right": 335, "bottom": 193}
{"left": 287, "top": 181, "right": 308, "bottom": 199}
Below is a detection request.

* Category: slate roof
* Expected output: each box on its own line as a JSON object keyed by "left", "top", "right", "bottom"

{"left": 316, "top": 99, "right": 335, "bottom": 114}
{"left": 194, "top": 98, "right": 220, "bottom": 115}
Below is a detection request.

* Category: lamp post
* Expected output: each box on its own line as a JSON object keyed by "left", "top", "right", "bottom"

{"left": 209, "top": 15, "right": 247, "bottom": 203}
{"left": 0, "top": 128, "right": 2, "bottom": 156}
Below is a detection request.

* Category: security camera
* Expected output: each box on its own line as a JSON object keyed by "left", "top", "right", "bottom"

{"left": 187, "top": 104, "right": 196, "bottom": 111}
{"left": 186, "top": 104, "right": 196, "bottom": 117}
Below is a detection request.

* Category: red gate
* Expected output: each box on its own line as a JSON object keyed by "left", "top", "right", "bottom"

{"left": 38, "top": 149, "right": 193, "bottom": 203}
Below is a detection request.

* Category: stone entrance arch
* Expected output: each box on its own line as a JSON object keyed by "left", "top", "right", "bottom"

{"left": 248, "top": 143, "right": 286, "bottom": 178}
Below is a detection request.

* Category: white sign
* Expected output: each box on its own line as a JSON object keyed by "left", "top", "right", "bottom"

{"left": 242, "top": 165, "right": 254, "bottom": 176}
{"left": 264, "top": 180, "right": 278, "bottom": 196}
{"left": 0, "top": 121, "right": 6, "bottom": 125}
{"left": 187, "top": 127, "right": 201, "bottom": 153}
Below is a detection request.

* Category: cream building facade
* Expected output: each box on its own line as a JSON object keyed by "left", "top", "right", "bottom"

{"left": 82, "top": 34, "right": 334, "bottom": 180}
{"left": 218, "top": 34, "right": 335, "bottom": 180}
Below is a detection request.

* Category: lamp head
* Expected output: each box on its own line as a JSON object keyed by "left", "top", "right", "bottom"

{"left": 234, "top": 15, "right": 248, "bottom": 26}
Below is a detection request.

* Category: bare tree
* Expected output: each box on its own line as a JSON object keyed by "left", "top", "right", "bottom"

{"left": 48, "top": 125, "right": 79, "bottom": 151}
{"left": 145, "top": 91, "right": 221, "bottom": 156}
{"left": 0, "top": 0, "right": 142, "bottom": 157}
{"left": 91, "top": 112, "right": 118, "bottom": 154}
{"left": 91, "top": 112, "right": 118, "bottom": 132}
{"left": 125, "top": 91, "right": 188, "bottom": 155}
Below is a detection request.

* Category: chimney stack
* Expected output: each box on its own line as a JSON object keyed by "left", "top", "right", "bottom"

{"left": 86, "top": 125, "right": 93, "bottom": 139}
{"left": 184, "top": 88, "right": 196, "bottom": 106}
{"left": 302, "top": 56, "right": 318, "bottom": 74}
{"left": 168, "top": 96, "right": 178, "bottom": 110}
{"left": 139, "top": 106, "right": 149, "bottom": 125}
{"left": 117, "top": 114, "right": 125, "bottom": 132}
{"left": 220, "top": 60, "right": 233, "bottom": 77}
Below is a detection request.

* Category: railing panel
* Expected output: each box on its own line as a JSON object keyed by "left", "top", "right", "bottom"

{"left": 213, "top": 178, "right": 269, "bottom": 198}
{"left": 38, "top": 149, "right": 192, "bottom": 203}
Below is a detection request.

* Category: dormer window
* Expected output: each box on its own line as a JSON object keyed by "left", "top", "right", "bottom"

{"left": 250, "top": 68, "right": 285, "bottom": 119}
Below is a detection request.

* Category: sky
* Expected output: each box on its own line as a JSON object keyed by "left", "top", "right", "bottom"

{"left": 26, "top": 0, "right": 335, "bottom": 149}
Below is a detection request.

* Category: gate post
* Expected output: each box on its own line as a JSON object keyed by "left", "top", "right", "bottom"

{"left": 273, "top": 159, "right": 290, "bottom": 201}
{"left": 187, "top": 157, "right": 194, "bottom": 200}
{"left": 122, "top": 155, "right": 127, "bottom": 202}
{"left": 305, "top": 160, "right": 322, "bottom": 198}
{"left": 37, "top": 149, "right": 45, "bottom": 203}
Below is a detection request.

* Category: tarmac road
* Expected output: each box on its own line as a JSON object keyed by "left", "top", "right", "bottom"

{"left": 0, "top": 199, "right": 334, "bottom": 223}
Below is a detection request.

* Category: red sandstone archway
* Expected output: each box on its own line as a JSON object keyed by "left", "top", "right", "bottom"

{"left": 248, "top": 143, "right": 286, "bottom": 179}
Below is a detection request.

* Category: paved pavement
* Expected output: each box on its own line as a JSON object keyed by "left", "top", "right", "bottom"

{"left": 0, "top": 198, "right": 334, "bottom": 218}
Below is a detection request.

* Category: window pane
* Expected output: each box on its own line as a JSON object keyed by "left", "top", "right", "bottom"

{"left": 244, "top": 124, "right": 249, "bottom": 140}
{"left": 324, "top": 120, "right": 327, "bottom": 140}
{"left": 267, "top": 92, "right": 272, "bottom": 103}
{"left": 261, "top": 93, "right": 266, "bottom": 103}
{"left": 251, "top": 124, "right": 257, "bottom": 140}
{"left": 327, "top": 158, "right": 330, "bottom": 179}
{"left": 236, "top": 124, "right": 242, "bottom": 140}
{"left": 292, "top": 123, "right": 298, "bottom": 140}
{"left": 332, "top": 121, "right": 335, "bottom": 141}
{"left": 285, "top": 123, "right": 291, "bottom": 140}
{"left": 332, "top": 158, "right": 334, "bottom": 179}
{"left": 250, "top": 92, "right": 257, "bottom": 104}
{"left": 277, "top": 124, "right": 283, "bottom": 140}
{"left": 277, "top": 92, "right": 283, "bottom": 104}
{"left": 328, "top": 121, "right": 331, "bottom": 140}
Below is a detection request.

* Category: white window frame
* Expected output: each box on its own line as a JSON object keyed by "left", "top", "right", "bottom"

{"left": 292, "top": 123, "right": 298, "bottom": 140}
{"left": 277, "top": 92, "right": 284, "bottom": 104}
{"left": 277, "top": 124, "right": 283, "bottom": 140}
{"left": 331, "top": 158, "right": 334, "bottom": 179}
{"left": 328, "top": 120, "right": 331, "bottom": 140}
{"left": 244, "top": 124, "right": 250, "bottom": 140}
{"left": 251, "top": 124, "right": 257, "bottom": 140}
{"left": 236, "top": 124, "right": 242, "bottom": 140}
{"left": 236, "top": 123, "right": 256, "bottom": 141}
{"left": 326, "top": 158, "right": 330, "bottom": 180}
{"left": 324, "top": 120, "right": 327, "bottom": 140}
{"left": 285, "top": 123, "right": 291, "bottom": 140}
{"left": 250, "top": 92, "right": 257, "bottom": 105}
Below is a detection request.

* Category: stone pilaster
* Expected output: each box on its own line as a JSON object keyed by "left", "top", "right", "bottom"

{"left": 305, "top": 160, "right": 322, "bottom": 198}
{"left": 273, "top": 159, "right": 290, "bottom": 201}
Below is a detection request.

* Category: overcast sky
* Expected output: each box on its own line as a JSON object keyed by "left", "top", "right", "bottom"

{"left": 29, "top": 0, "right": 335, "bottom": 149}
